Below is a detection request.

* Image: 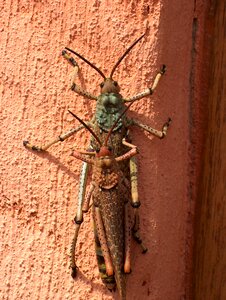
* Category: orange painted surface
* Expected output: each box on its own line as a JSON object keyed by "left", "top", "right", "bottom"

{"left": 0, "top": 1, "right": 207, "bottom": 299}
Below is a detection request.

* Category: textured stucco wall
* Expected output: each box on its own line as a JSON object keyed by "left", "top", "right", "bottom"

{"left": 0, "top": 1, "right": 206, "bottom": 299}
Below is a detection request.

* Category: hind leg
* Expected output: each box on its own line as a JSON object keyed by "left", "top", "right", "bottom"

{"left": 93, "top": 216, "right": 116, "bottom": 291}
{"left": 93, "top": 206, "right": 114, "bottom": 276}
{"left": 70, "top": 173, "right": 93, "bottom": 278}
{"left": 124, "top": 202, "right": 132, "bottom": 273}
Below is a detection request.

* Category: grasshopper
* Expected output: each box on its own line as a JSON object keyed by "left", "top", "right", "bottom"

{"left": 68, "top": 104, "right": 138, "bottom": 300}
{"left": 23, "top": 33, "right": 171, "bottom": 296}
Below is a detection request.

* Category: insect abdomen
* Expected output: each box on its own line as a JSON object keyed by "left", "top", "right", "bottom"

{"left": 97, "top": 188, "right": 127, "bottom": 300}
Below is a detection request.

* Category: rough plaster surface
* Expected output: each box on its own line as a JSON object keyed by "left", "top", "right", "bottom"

{"left": 0, "top": 1, "right": 206, "bottom": 299}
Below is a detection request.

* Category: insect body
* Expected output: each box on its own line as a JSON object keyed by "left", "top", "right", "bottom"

{"left": 61, "top": 36, "right": 171, "bottom": 287}
{"left": 68, "top": 107, "right": 138, "bottom": 300}
{"left": 23, "top": 33, "right": 171, "bottom": 298}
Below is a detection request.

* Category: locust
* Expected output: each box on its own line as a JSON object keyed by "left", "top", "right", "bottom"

{"left": 23, "top": 33, "right": 171, "bottom": 298}
{"left": 68, "top": 104, "right": 138, "bottom": 300}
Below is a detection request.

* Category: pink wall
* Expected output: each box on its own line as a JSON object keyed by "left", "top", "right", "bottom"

{"left": 0, "top": 1, "right": 207, "bottom": 299}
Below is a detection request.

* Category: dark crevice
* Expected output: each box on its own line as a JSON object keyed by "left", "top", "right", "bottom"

{"left": 188, "top": 16, "right": 198, "bottom": 200}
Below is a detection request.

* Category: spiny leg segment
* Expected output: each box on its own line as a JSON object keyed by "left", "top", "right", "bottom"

{"left": 62, "top": 50, "right": 97, "bottom": 100}
{"left": 70, "top": 169, "right": 94, "bottom": 278}
{"left": 131, "top": 117, "right": 172, "bottom": 139}
{"left": 23, "top": 124, "right": 86, "bottom": 151}
{"left": 124, "top": 65, "right": 166, "bottom": 102}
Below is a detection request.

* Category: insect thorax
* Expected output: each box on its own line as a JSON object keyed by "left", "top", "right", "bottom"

{"left": 93, "top": 162, "right": 120, "bottom": 190}
{"left": 95, "top": 93, "right": 126, "bottom": 131}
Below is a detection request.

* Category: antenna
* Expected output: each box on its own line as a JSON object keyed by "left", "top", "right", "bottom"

{"left": 68, "top": 110, "right": 102, "bottom": 145}
{"left": 110, "top": 33, "right": 145, "bottom": 78}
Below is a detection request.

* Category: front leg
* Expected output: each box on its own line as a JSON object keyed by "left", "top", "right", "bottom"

{"left": 124, "top": 65, "right": 166, "bottom": 102}
{"left": 71, "top": 149, "right": 94, "bottom": 165}
{"left": 131, "top": 117, "right": 171, "bottom": 139}
{"left": 115, "top": 139, "right": 138, "bottom": 162}
{"left": 62, "top": 50, "right": 97, "bottom": 101}
{"left": 23, "top": 124, "right": 86, "bottom": 151}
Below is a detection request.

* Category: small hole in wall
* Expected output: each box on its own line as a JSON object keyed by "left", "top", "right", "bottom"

{"left": 142, "top": 280, "right": 147, "bottom": 286}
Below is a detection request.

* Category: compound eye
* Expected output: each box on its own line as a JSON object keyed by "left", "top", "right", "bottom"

{"left": 113, "top": 81, "right": 118, "bottom": 86}
{"left": 100, "top": 82, "right": 104, "bottom": 88}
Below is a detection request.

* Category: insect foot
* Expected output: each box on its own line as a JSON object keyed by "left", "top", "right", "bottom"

{"left": 160, "top": 118, "right": 172, "bottom": 139}
{"left": 23, "top": 140, "right": 42, "bottom": 151}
